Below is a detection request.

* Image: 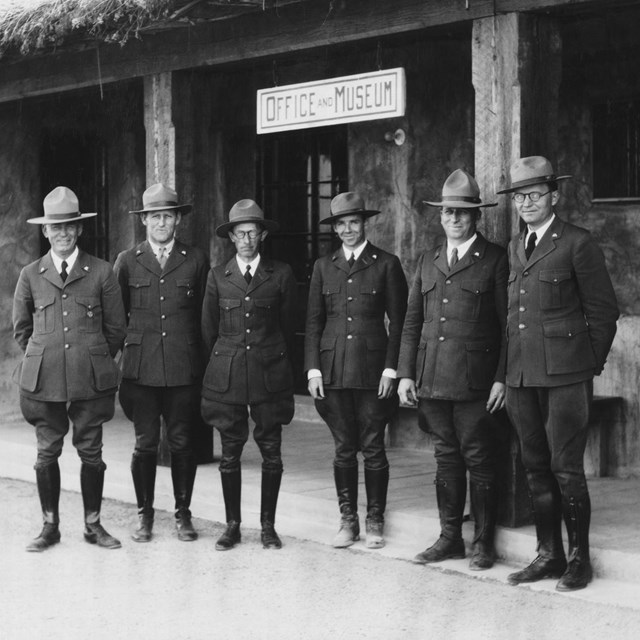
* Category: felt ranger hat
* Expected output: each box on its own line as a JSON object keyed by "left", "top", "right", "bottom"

{"left": 129, "top": 183, "right": 192, "bottom": 215}
{"left": 27, "top": 186, "right": 97, "bottom": 224}
{"left": 216, "top": 199, "right": 279, "bottom": 237}
{"left": 497, "top": 156, "right": 572, "bottom": 194}
{"left": 319, "top": 192, "right": 380, "bottom": 224}
{"left": 424, "top": 169, "right": 497, "bottom": 208}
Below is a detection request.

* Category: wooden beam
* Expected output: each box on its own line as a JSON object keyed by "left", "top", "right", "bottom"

{"left": 0, "top": 0, "right": 630, "bottom": 104}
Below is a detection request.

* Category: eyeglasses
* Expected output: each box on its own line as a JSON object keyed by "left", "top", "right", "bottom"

{"left": 232, "top": 230, "right": 261, "bottom": 240}
{"left": 512, "top": 190, "right": 551, "bottom": 203}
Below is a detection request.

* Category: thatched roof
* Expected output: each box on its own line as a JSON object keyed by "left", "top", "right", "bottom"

{"left": 0, "top": 0, "right": 177, "bottom": 58}
{"left": 0, "top": 0, "right": 293, "bottom": 60}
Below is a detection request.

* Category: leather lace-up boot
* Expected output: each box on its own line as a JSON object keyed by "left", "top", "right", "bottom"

{"left": 260, "top": 468, "right": 283, "bottom": 549}
{"left": 508, "top": 472, "right": 566, "bottom": 585}
{"left": 413, "top": 476, "right": 466, "bottom": 564}
{"left": 131, "top": 453, "right": 156, "bottom": 542}
{"left": 216, "top": 468, "right": 242, "bottom": 550}
{"left": 172, "top": 454, "right": 198, "bottom": 541}
{"left": 364, "top": 467, "right": 389, "bottom": 549}
{"left": 332, "top": 465, "right": 360, "bottom": 548}
{"left": 81, "top": 462, "right": 121, "bottom": 549}
{"left": 468, "top": 481, "right": 497, "bottom": 570}
{"left": 556, "top": 495, "right": 593, "bottom": 591}
{"left": 26, "top": 462, "right": 61, "bottom": 552}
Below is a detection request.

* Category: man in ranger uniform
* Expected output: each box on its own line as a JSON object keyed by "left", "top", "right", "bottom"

{"left": 114, "top": 183, "right": 209, "bottom": 543}
{"left": 398, "top": 170, "right": 507, "bottom": 570}
{"left": 201, "top": 199, "right": 296, "bottom": 551}
{"left": 305, "top": 192, "right": 408, "bottom": 550}
{"left": 13, "top": 186, "right": 126, "bottom": 552}
{"left": 498, "top": 156, "right": 618, "bottom": 591}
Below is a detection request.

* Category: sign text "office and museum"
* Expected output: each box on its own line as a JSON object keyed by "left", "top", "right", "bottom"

{"left": 257, "top": 68, "right": 406, "bottom": 134}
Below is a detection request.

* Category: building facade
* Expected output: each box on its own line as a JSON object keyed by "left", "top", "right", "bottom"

{"left": 1, "top": 0, "right": 639, "bottom": 476}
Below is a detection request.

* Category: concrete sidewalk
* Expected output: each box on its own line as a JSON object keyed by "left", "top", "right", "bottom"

{"left": 1, "top": 395, "right": 640, "bottom": 609}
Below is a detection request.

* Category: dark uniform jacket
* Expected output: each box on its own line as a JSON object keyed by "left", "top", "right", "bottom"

{"left": 506, "top": 216, "right": 618, "bottom": 387}
{"left": 304, "top": 243, "right": 408, "bottom": 389}
{"left": 113, "top": 240, "right": 209, "bottom": 387}
{"left": 13, "top": 251, "right": 126, "bottom": 402}
{"left": 397, "top": 233, "right": 507, "bottom": 401}
{"left": 201, "top": 257, "right": 296, "bottom": 405}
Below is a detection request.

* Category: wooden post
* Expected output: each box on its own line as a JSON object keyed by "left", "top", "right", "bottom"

{"left": 473, "top": 12, "right": 562, "bottom": 246}
{"left": 472, "top": 12, "right": 562, "bottom": 527}
{"left": 142, "top": 71, "right": 213, "bottom": 466}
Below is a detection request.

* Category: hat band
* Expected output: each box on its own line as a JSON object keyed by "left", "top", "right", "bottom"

{"left": 442, "top": 195, "right": 481, "bottom": 204}
{"left": 331, "top": 206, "right": 366, "bottom": 216}
{"left": 143, "top": 200, "right": 180, "bottom": 208}
{"left": 511, "top": 174, "right": 557, "bottom": 188}
{"left": 43, "top": 211, "right": 82, "bottom": 220}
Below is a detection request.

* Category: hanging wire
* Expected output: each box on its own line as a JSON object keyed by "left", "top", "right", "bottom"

{"left": 96, "top": 42, "right": 104, "bottom": 101}
{"left": 376, "top": 41, "right": 382, "bottom": 71}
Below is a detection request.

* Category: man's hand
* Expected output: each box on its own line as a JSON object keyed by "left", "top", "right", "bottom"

{"left": 308, "top": 376, "right": 325, "bottom": 400}
{"left": 398, "top": 378, "right": 417, "bottom": 406}
{"left": 378, "top": 375, "right": 396, "bottom": 399}
{"left": 486, "top": 381, "right": 506, "bottom": 414}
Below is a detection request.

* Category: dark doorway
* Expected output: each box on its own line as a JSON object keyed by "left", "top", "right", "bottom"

{"left": 40, "top": 130, "right": 109, "bottom": 259}
{"left": 257, "top": 126, "right": 348, "bottom": 393}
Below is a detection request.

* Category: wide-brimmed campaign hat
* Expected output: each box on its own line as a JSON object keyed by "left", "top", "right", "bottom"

{"left": 424, "top": 169, "right": 497, "bottom": 208}
{"left": 129, "top": 183, "right": 192, "bottom": 215}
{"left": 497, "top": 156, "right": 572, "bottom": 194}
{"left": 319, "top": 192, "right": 380, "bottom": 225}
{"left": 27, "top": 186, "right": 97, "bottom": 224}
{"left": 216, "top": 199, "right": 279, "bottom": 238}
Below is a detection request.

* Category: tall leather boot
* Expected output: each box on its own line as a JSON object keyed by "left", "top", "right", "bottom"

{"left": 171, "top": 453, "right": 198, "bottom": 541}
{"left": 131, "top": 453, "right": 156, "bottom": 542}
{"left": 556, "top": 494, "right": 593, "bottom": 591}
{"left": 216, "top": 468, "right": 242, "bottom": 550}
{"left": 507, "top": 472, "right": 566, "bottom": 584}
{"left": 413, "top": 476, "right": 466, "bottom": 564}
{"left": 364, "top": 466, "right": 389, "bottom": 549}
{"left": 468, "top": 481, "right": 498, "bottom": 570}
{"left": 260, "top": 468, "right": 283, "bottom": 549}
{"left": 26, "top": 461, "right": 61, "bottom": 552}
{"left": 332, "top": 464, "right": 360, "bottom": 548}
{"left": 80, "top": 462, "right": 121, "bottom": 549}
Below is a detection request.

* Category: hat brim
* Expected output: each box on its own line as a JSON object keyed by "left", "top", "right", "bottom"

{"left": 27, "top": 212, "right": 97, "bottom": 224}
{"left": 423, "top": 200, "right": 497, "bottom": 208}
{"left": 497, "top": 175, "right": 572, "bottom": 194}
{"left": 216, "top": 218, "right": 280, "bottom": 238}
{"left": 130, "top": 204, "right": 192, "bottom": 215}
{"left": 318, "top": 210, "right": 380, "bottom": 225}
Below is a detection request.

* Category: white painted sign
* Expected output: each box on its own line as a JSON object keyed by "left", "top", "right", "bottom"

{"left": 257, "top": 67, "right": 406, "bottom": 134}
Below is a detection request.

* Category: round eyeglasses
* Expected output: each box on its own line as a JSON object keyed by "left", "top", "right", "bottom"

{"left": 232, "top": 230, "right": 260, "bottom": 240}
{"left": 512, "top": 190, "right": 551, "bottom": 203}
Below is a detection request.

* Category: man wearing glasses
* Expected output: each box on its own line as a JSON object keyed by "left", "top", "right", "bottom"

{"left": 201, "top": 199, "right": 296, "bottom": 551}
{"left": 498, "top": 156, "right": 618, "bottom": 591}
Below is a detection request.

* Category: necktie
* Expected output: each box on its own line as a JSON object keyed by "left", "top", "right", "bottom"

{"left": 157, "top": 247, "right": 167, "bottom": 269}
{"left": 60, "top": 260, "right": 68, "bottom": 282}
{"left": 525, "top": 232, "right": 537, "bottom": 260}
{"left": 449, "top": 248, "right": 458, "bottom": 271}
{"left": 347, "top": 253, "right": 355, "bottom": 268}
{"left": 244, "top": 264, "right": 252, "bottom": 285}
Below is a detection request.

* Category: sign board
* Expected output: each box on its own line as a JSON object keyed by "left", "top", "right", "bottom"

{"left": 257, "top": 67, "right": 406, "bottom": 134}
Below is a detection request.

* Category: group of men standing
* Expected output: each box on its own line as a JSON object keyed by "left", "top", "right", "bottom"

{"left": 13, "top": 154, "right": 618, "bottom": 593}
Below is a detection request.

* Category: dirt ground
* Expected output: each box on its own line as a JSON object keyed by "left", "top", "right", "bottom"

{"left": 1, "top": 477, "right": 639, "bottom": 640}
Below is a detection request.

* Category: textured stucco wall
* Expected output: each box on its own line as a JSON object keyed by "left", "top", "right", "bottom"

{"left": 0, "top": 104, "right": 41, "bottom": 403}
